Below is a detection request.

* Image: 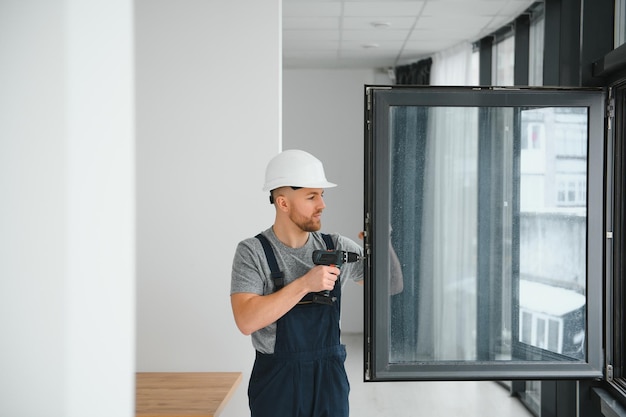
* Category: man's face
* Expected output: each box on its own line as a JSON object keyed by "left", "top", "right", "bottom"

{"left": 285, "top": 188, "right": 326, "bottom": 232}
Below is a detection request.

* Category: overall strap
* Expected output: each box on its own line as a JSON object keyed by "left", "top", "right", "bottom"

{"left": 255, "top": 232, "right": 335, "bottom": 304}
{"left": 321, "top": 233, "right": 334, "bottom": 250}
{"left": 255, "top": 233, "right": 285, "bottom": 290}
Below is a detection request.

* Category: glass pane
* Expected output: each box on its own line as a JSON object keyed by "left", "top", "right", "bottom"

{"left": 519, "top": 107, "right": 587, "bottom": 360}
{"left": 384, "top": 105, "right": 587, "bottom": 366}
{"left": 493, "top": 36, "right": 515, "bottom": 86}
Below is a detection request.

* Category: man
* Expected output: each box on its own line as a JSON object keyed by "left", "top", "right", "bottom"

{"left": 231, "top": 149, "right": 363, "bottom": 417}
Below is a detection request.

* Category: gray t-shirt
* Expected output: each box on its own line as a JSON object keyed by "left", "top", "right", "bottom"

{"left": 231, "top": 227, "right": 364, "bottom": 353}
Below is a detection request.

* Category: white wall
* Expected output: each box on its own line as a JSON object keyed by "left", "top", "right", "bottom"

{"left": 1, "top": 1, "right": 279, "bottom": 416}
{"left": 1, "top": 1, "right": 135, "bottom": 416}
{"left": 282, "top": 68, "right": 391, "bottom": 332}
{"left": 135, "top": 1, "right": 280, "bottom": 416}
{"left": 1, "top": 2, "right": 386, "bottom": 416}
{"left": 0, "top": 2, "right": 66, "bottom": 414}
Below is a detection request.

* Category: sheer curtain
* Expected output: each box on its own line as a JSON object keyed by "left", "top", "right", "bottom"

{"left": 419, "top": 106, "right": 479, "bottom": 360}
{"left": 422, "top": 43, "right": 479, "bottom": 359}
{"left": 389, "top": 106, "right": 479, "bottom": 362}
{"left": 389, "top": 44, "right": 479, "bottom": 362}
{"left": 389, "top": 42, "right": 480, "bottom": 362}
{"left": 430, "top": 42, "right": 478, "bottom": 86}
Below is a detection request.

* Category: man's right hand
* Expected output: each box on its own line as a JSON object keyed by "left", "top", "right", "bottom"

{"left": 302, "top": 265, "right": 340, "bottom": 293}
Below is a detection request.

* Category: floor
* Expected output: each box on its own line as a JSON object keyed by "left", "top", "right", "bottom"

{"left": 343, "top": 333, "right": 534, "bottom": 417}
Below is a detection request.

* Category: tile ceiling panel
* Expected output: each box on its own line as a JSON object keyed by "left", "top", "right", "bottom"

{"left": 283, "top": 17, "right": 339, "bottom": 30}
{"left": 416, "top": 15, "right": 495, "bottom": 30}
{"left": 283, "top": 0, "right": 538, "bottom": 69}
{"left": 341, "top": 16, "right": 418, "bottom": 30}
{"left": 342, "top": 30, "right": 413, "bottom": 41}
{"left": 283, "top": 30, "right": 340, "bottom": 41}
{"left": 422, "top": 1, "right": 503, "bottom": 16}
{"left": 342, "top": 2, "right": 426, "bottom": 16}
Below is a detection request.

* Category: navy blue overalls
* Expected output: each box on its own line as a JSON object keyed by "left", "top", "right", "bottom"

{"left": 249, "top": 233, "right": 350, "bottom": 417}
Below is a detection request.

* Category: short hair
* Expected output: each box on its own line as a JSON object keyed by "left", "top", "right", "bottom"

{"left": 269, "top": 186, "right": 302, "bottom": 204}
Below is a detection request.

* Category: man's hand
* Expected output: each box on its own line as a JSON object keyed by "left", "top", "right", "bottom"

{"left": 302, "top": 264, "right": 340, "bottom": 293}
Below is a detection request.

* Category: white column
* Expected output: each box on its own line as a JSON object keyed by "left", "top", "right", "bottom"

{"left": 65, "top": 0, "right": 135, "bottom": 416}
{"left": 0, "top": 1, "right": 135, "bottom": 416}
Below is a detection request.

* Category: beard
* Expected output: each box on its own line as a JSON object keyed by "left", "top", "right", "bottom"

{"left": 290, "top": 211, "right": 322, "bottom": 232}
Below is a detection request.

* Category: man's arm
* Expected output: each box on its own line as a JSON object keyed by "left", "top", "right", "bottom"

{"left": 231, "top": 264, "right": 340, "bottom": 335}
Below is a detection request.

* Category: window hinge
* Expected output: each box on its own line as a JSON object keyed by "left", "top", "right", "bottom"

{"left": 607, "top": 364, "right": 614, "bottom": 382}
{"left": 366, "top": 89, "right": 372, "bottom": 130}
{"left": 364, "top": 212, "right": 371, "bottom": 255}
{"left": 607, "top": 97, "right": 615, "bottom": 130}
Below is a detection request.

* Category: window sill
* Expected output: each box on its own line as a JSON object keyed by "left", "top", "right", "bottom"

{"left": 593, "top": 387, "right": 626, "bottom": 417}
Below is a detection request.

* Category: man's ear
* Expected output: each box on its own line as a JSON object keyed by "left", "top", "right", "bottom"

{"left": 274, "top": 194, "right": 290, "bottom": 212}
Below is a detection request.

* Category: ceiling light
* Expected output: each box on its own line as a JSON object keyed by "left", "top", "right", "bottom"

{"left": 370, "top": 21, "right": 391, "bottom": 29}
{"left": 362, "top": 43, "right": 380, "bottom": 49}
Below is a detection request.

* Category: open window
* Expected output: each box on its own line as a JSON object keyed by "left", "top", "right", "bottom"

{"left": 364, "top": 86, "right": 606, "bottom": 381}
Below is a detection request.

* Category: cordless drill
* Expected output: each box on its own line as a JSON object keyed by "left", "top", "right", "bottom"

{"left": 311, "top": 249, "right": 362, "bottom": 304}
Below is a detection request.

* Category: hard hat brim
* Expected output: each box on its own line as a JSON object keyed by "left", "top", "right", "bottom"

{"left": 262, "top": 180, "right": 337, "bottom": 192}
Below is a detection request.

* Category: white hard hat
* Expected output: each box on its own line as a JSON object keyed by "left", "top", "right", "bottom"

{"left": 262, "top": 149, "right": 337, "bottom": 192}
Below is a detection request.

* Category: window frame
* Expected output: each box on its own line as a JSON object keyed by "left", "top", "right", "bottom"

{"left": 605, "top": 82, "right": 626, "bottom": 399}
{"left": 363, "top": 85, "right": 606, "bottom": 382}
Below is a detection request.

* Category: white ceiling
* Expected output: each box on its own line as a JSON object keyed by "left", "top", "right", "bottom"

{"left": 283, "top": 0, "right": 537, "bottom": 69}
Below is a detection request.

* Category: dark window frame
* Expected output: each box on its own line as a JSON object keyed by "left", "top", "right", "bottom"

{"left": 363, "top": 85, "right": 606, "bottom": 382}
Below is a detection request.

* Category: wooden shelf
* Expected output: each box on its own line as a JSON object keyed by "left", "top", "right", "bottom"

{"left": 136, "top": 372, "right": 242, "bottom": 417}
